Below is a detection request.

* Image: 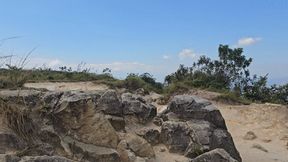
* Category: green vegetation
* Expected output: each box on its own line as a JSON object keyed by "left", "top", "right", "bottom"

{"left": 0, "top": 44, "right": 287, "bottom": 105}
{"left": 164, "top": 45, "right": 288, "bottom": 105}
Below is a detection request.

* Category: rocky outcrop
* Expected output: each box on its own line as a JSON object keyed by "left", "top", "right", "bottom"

{"left": 0, "top": 154, "right": 73, "bottom": 162}
{"left": 160, "top": 121, "right": 198, "bottom": 154}
{"left": 166, "top": 95, "right": 226, "bottom": 129}
{"left": 190, "top": 148, "right": 238, "bottom": 162}
{"left": 0, "top": 89, "right": 241, "bottom": 162}
{"left": 96, "top": 90, "right": 123, "bottom": 116}
{"left": 0, "top": 90, "right": 41, "bottom": 108}
{"left": 122, "top": 93, "right": 157, "bottom": 123}
{"left": 159, "top": 95, "right": 241, "bottom": 162}
{"left": 136, "top": 128, "right": 160, "bottom": 145}
{"left": 0, "top": 131, "right": 27, "bottom": 154}
{"left": 62, "top": 136, "right": 120, "bottom": 161}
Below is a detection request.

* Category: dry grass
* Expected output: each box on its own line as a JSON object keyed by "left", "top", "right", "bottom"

{"left": 1, "top": 100, "right": 38, "bottom": 143}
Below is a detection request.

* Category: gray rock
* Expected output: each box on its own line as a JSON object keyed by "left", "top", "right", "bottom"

{"left": 62, "top": 136, "right": 120, "bottom": 162}
{"left": 0, "top": 131, "right": 27, "bottom": 154}
{"left": 167, "top": 95, "right": 227, "bottom": 129}
{"left": 0, "top": 90, "right": 41, "bottom": 108}
{"left": 122, "top": 93, "right": 157, "bottom": 123}
{"left": 96, "top": 90, "right": 123, "bottom": 116}
{"left": 50, "top": 91, "right": 119, "bottom": 148}
{"left": 19, "top": 155, "right": 73, "bottom": 162}
{"left": 186, "top": 120, "right": 214, "bottom": 151}
{"left": 117, "top": 140, "right": 137, "bottom": 162}
{"left": 210, "top": 129, "right": 241, "bottom": 162}
{"left": 184, "top": 142, "right": 205, "bottom": 159}
{"left": 251, "top": 143, "right": 268, "bottom": 152}
{"left": 136, "top": 128, "right": 160, "bottom": 145}
{"left": 152, "top": 117, "right": 163, "bottom": 126}
{"left": 160, "top": 121, "right": 198, "bottom": 154}
{"left": 243, "top": 131, "right": 257, "bottom": 140}
{"left": 190, "top": 148, "right": 238, "bottom": 162}
{"left": 105, "top": 115, "right": 125, "bottom": 131}
{"left": 123, "top": 133, "right": 155, "bottom": 158}
{"left": 0, "top": 154, "right": 20, "bottom": 162}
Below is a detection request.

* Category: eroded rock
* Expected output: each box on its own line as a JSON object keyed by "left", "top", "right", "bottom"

{"left": 190, "top": 148, "right": 238, "bottom": 162}
{"left": 167, "top": 95, "right": 227, "bottom": 129}
{"left": 122, "top": 93, "right": 157, "bottom": 123}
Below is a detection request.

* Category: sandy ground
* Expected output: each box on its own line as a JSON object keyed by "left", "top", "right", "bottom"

{"left": 24, "top": 82, "right": 109, "bottom": 91}
{"left": 217, "top": 103, "right": 288, "bottom": 162}
{"left": 24, "top": 82, "right": 288, "bottom": 162}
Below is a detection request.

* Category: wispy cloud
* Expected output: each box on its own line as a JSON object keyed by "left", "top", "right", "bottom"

{"left": 47, "top": 59, "right": 61, "bottom": 67}
{"left": 162, "top": 55, "right": 171, "bottom": 60}
{"left": 178, "top": 49, "right": 199, "bottom": 60}
{"left": 89, "top": 62, "right": 153, "bottom": 72}
{"left": 236, "top": 37, "right": 262, "bottom": 47}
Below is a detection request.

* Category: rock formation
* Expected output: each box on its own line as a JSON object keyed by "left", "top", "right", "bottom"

{"left": 0, "top": 89, "right": 241, "bottom": 162}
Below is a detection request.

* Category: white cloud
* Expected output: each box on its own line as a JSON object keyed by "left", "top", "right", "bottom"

{"left": 162, "top": 55, "right": 171, "bottom": 60}
{"left": 178, "top": 49, "right": 198, "bottom": 60}
{"left": 89, "top": 62, "right": 153, "bottom": 72}
{"left": 47, "top": 59, "right": 61, "bottom": 67}
{"left": 236, "top": 37, "right": 262, "bottom": 47}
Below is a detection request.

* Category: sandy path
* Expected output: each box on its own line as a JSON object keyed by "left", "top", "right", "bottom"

{"left": 24, "top": 82, "right": 109, "bottom": 91}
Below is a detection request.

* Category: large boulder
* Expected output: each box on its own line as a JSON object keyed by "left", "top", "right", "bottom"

{"left": 210, "top": 129, "right": 241, "bottom": 162}
{"left": 136, "top": 128, "right": 160, "bottom": 145}
{"left": 174, "top": 118, "right": 240, "bottom": 161}
{"left": 105, "top": 115, "right": 125, "bottom": 131}
{"left": 62, "top": 136, "right": 120, "bottom": 162}
{"left": 44, "top": 91, "right": 119, "bottom": 148}
{"left": 0, "top": 154, "right": 21, "bottom": 162}
{"left": 20, "top": 155, "right": 73, "bottom": 162}
{"left": 190, "top": 148, "right": 238, "bottom": 162}
{"left": 160, "top": 121, "right": 199, "bottom": 154}
{"left": 121, "top": 133, "right": 155, "bottom": 158}
{"left": 96, "top": 90, "right": 123, "bottom": 116}
{"left": 0, "top": 90, "right": 42, "bottom": 108}
{"left": 122, "top": 93, "right": 156, "bottom": 123}
{"left": 166, "top": 95, "right": 227, "bottom": 129}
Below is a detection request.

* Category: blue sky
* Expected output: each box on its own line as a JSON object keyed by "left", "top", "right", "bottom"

{"left": 0, "top": 0, "right": 287, "bottom": 84}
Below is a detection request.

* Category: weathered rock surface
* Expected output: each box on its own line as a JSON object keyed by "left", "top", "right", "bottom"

{"left": 0, "top": 89, "right": 241, "bottom": 162}
{"left": 136, "top": 128, "right": 160, "bottom": 145}
{"left": 160, "top": 95, "right": 241, "bottom": 162}
{"left": 96, "top": 90, "right": 123, "bottom": 116}
{"left": 46, "top": 91, "right": 119, "bottom": 148}
{"left": 105, "top": 115, "right": 125, "bottom": 131}
{"left": 20, "top": 155, "right": 73, "bottom": 162}
{"left": 0, "top": 154, "right": 21, "bottom": 162}
{"left": 0, "top": 131, "right": 27, "bottom": 153}
{"left": 122, "top": 133, "right": 155, "bottom": 158}
{"left": 122, "top": 93, "right": 157, "bottom": 123}
{"left": 190, "top": 148, "right": 238, "bottom": 162}
{"left": 167, "top": 95, "right": 227, "bottom": 129}
{"left": 62, "top": 136, "right": 120, "bottom": 161}
{"left": 0, "top": 90, "right": 41, "bottom": 108}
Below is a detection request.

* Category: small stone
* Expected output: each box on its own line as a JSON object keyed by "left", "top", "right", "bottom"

{"left": 262, "top": 138, "right": 272, "bottom": 143}
{"left": 252, "top": 143, "right": 268, "bottom": 152}
{"left": 153, "top": 117, "right": 163, "bottom": 126}
{"left": 280, "top": 135, "right": 288, "bottom": 140}
{"left": 243, "top": 131, "right": 257, "bottom": 140}
{"left": 160, "top": 147, "right": 166, "bottom": 152}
